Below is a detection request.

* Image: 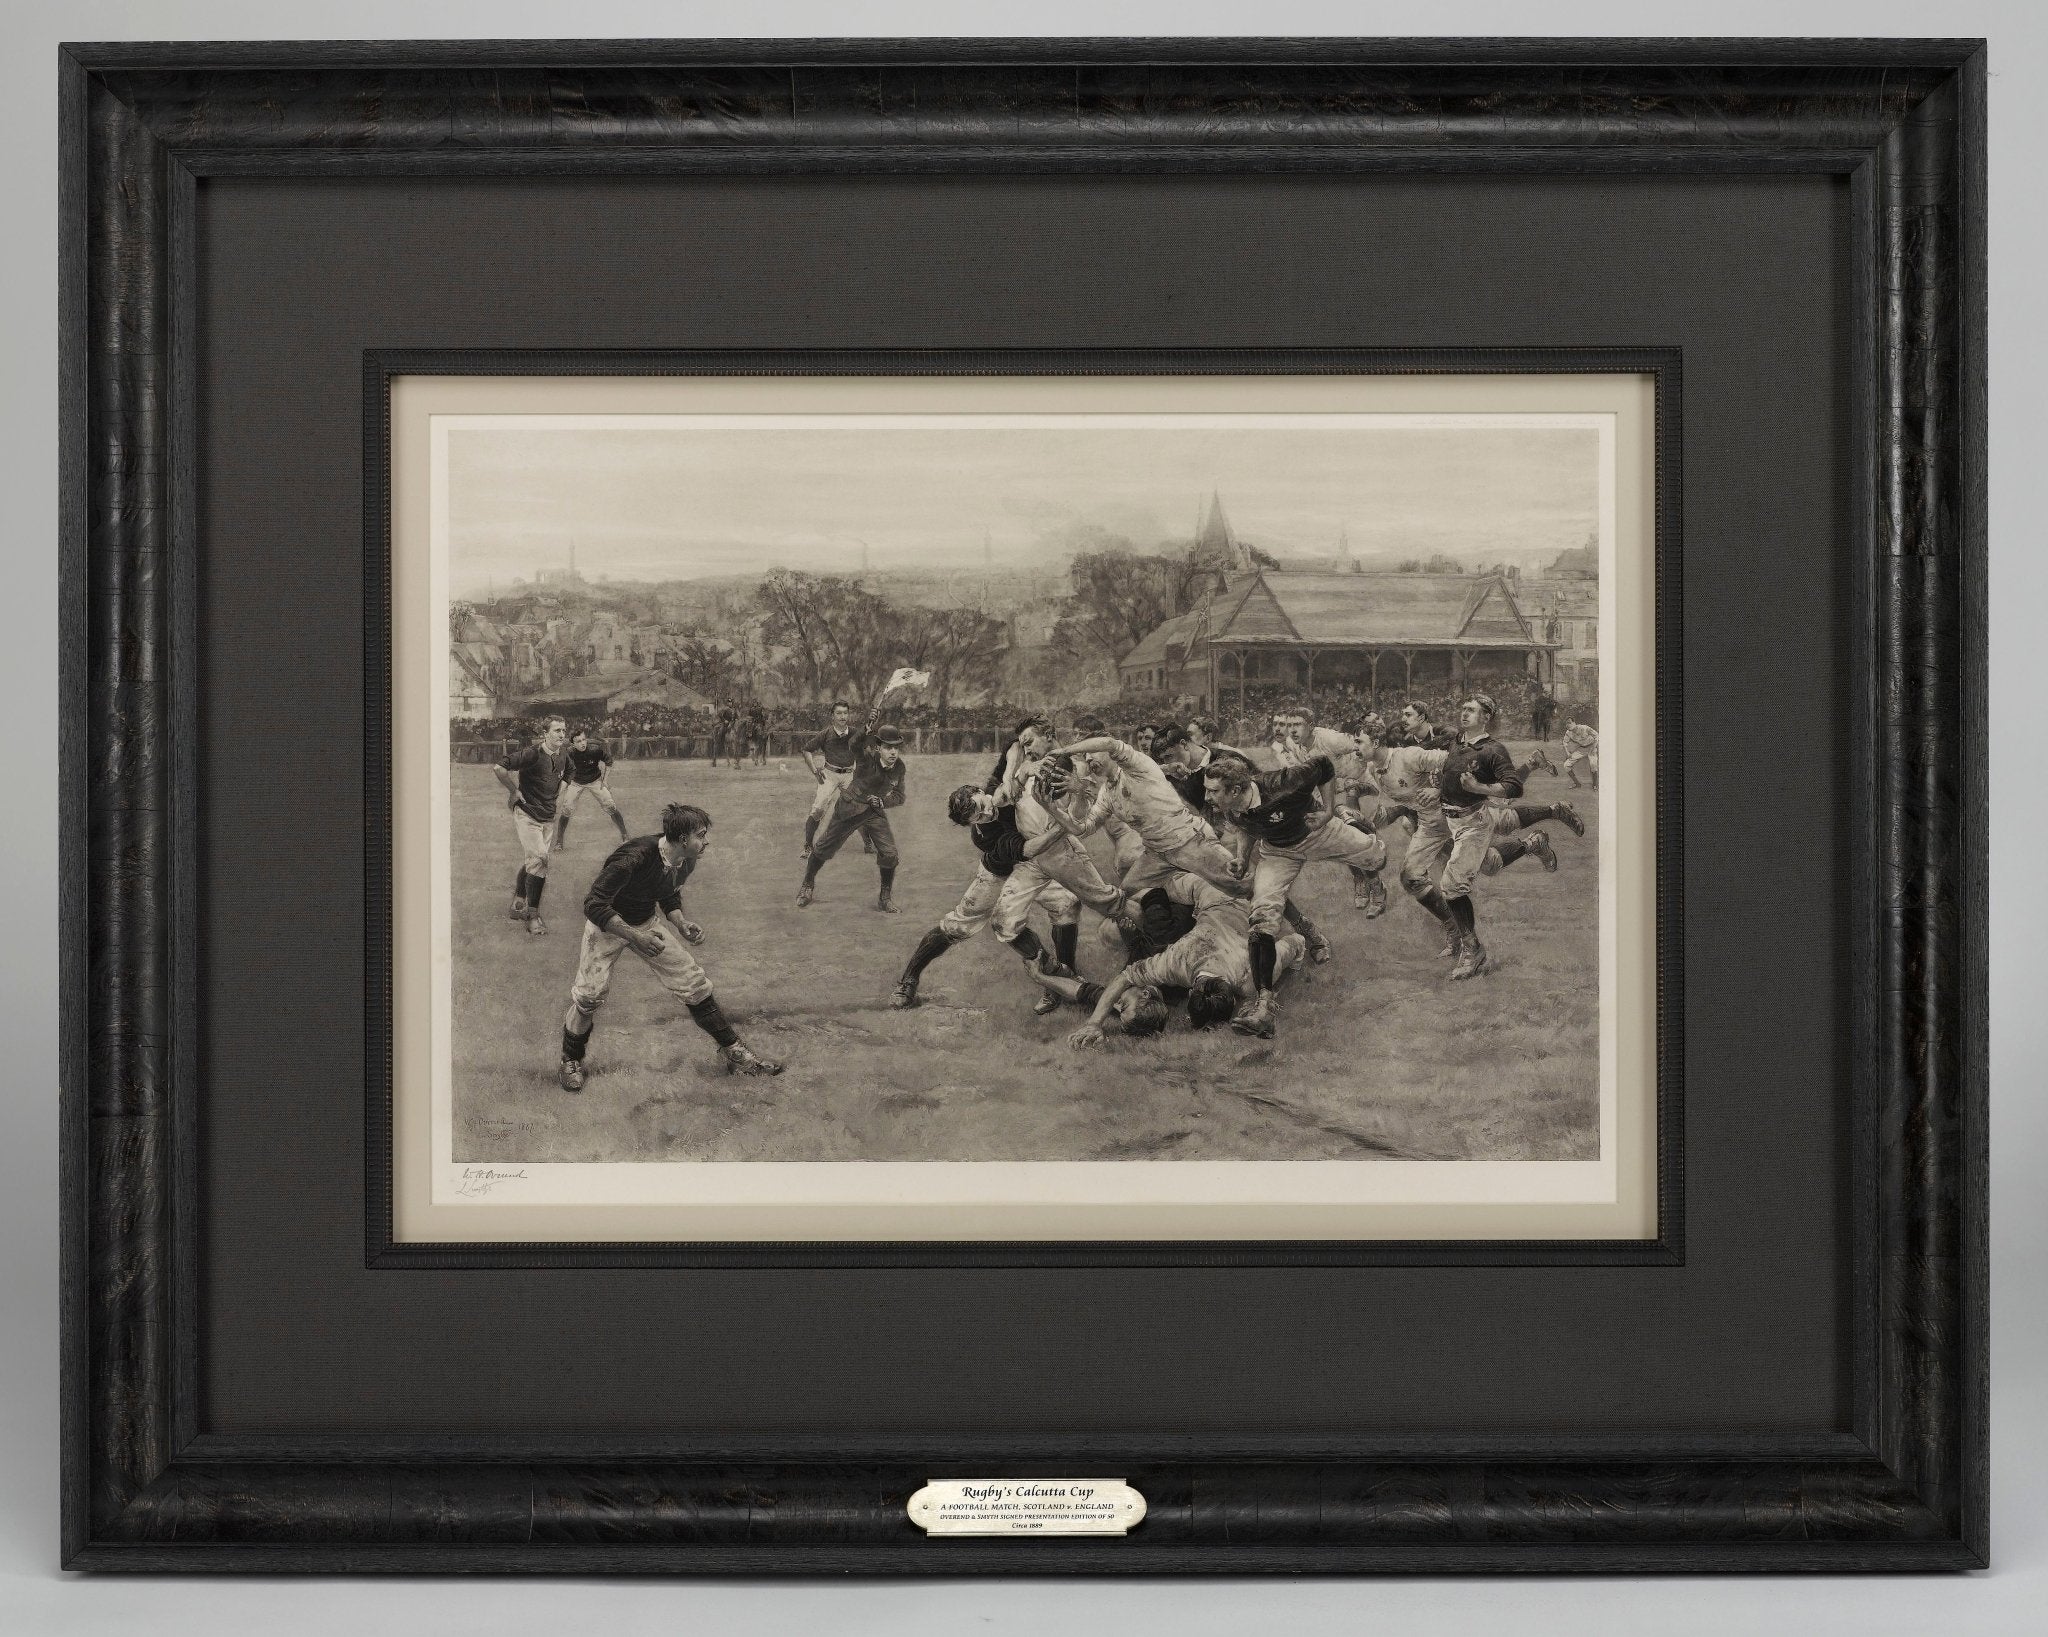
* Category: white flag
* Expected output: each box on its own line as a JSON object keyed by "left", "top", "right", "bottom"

{"left": 885, "top": 667, "right": 932, "bottom": 694}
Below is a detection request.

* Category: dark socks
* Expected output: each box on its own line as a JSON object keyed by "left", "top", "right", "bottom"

{"left": 802, "top": 856, "right": 823, "bottom": 888}
{"left": 556, "top": 815, "right": 572, "bottom": 845}
{"left": 1446, "top": 894, "right": 1477, "bottom": 938}
{"left": 1511, "top": 800, "right": 1554, "bottom": 826}
{"left": 1408, "top": 880, "right": 1455, "bottom": 926}
{"left": 1249, "top": 931, "right": 1277, "bottom": 992}
{"left": 515, "top": 867, "right": 529, "bottom": 898}
{"left": 1051, "top": 922, "right": 1079, "bottom": 971}
{"left": 687, "top": 995, "right": 739, "bottom": 1048}
{"left": 525, "top": 874, "right": 546, "bottom": 910}
{"left": 1007, "top": 926, "right": 1047, "bottom": 966}
{"left": 560, "top": 1024, "right": 589, "bottom": 1061}
{"left": 902, "top": 927, "right": 956, "bottom": 982}
{"left": 879, "top": 865, "right": 896, "bottom": 896}
{"left": 1493, "top": 838, "right": 1529, "bottom": 869}
{"left": 803, "top": 816, "right": 818, "bottom": 849}
{"left": 611, "top": 811, "right": 629, "bottom": 839}
{"left": 1282, "top": 899, "right": 1318, "bottom": 939}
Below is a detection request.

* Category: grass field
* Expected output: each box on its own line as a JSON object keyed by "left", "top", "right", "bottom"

{"left": 450, "top": 751, "right": 1599, "bottom": 1164}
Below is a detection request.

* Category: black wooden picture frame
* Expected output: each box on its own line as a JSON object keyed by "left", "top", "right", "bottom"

{"left": 59, "top": 37, "right": 1987, "bottom": 1572}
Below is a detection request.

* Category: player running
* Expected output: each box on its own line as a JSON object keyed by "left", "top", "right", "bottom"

{"left": 557, "top": 801, "right": 782, "bottom": 1087}
{"left": 1204, "top": 753, "right": 1389, "bottom": 1037}
{"left": 798, "top": 701, "right": 861, "bottom": 858}
{"left": 1035, "top": 873, "right": 1307, "bottom": 1045}
{"left": 493, "top": 714, "right": 571, "bottom": 936}
{"left": 1267, "top": 702, "right": 1387, "bottom": 915}
{"left": 1560, "top": 717, "right": 1600, "bottom": 787}
{"left": 554, "top": 726, "right": 630, "bottom": 848}
{"left": 1402, "top": 692, "right": 1524, "bottom": 980}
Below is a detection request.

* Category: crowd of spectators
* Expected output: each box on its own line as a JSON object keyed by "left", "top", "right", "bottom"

{"left": 452, "top": 674, "right": 1594, "bottom": 762}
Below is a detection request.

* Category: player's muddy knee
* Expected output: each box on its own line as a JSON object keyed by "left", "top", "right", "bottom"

{"left": 570, "top": 991, "right": 602, "bottom": 1017}
{"left": 526, "top": 855, "right": 551, "bottom": 878}
{"left": 1248, "top": 906, "right": 1288, "bottom": 939}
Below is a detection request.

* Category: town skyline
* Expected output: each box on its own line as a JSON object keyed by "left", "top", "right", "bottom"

{"left": 444, "top": 421, "right": 1601, "bottom": 598}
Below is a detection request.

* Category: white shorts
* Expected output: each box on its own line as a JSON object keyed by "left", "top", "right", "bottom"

{"left": 809, "top": 765, "right": 854, "bottom": 819}
{"left": 560, "top": 779, "right": 620, "bottom": 818}
{"left": 938, "top": 863, "right": 1008, "bottom": 940}
{"left": 991, "top": 858, "right": 1084, "bottom": 940}
{"left": 1247, "top": 820, "right": 1388, "bottom": 935}
{"left": 569, "top": 917, "right": 711, "bottom": 1011}
{"left": 512, "top": 809, "right": 554, "bottom": 873}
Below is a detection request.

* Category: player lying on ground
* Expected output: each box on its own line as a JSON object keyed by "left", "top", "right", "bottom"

{"left": 1034, "top": 873, "right": 1307, "bottom": 1044}
{"left": 558, "top": 802, "right": 782, "bottom": 1088}
{"left": 1204, "top": 752, "right": 1389, "bottom": 1037}
{"left": 493, "top": 714, "right": 571, "bottom": 936}
{"left": 796, "top": 678, "right": 920, "bottom": 912}
{"left": 1400, "top": 691, "right": 1524, "bottom": 981}
{"left": 554, "top": 726, "right": 631, "bottom": 848}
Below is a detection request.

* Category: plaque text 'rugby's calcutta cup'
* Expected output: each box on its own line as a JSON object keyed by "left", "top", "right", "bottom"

{"left": 907, "top": 1479, "right": 1147, "bottom": 1537}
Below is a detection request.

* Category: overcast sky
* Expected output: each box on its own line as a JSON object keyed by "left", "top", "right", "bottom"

{"left": 445, "top": 420, "right": 1599, "bottom": 594}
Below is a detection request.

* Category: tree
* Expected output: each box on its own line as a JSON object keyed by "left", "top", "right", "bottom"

{"left": 1047, "top": 548, "right": 1189, "bottom": 668}
{"left": 1394, "top": 552, "right": 1465, "bottom": 574}
{"left": 891, "top": 604, "right": 1009, "bottom": 726}
{"left": 754, "top": 569, "right": 898, "bottom": 705}
{"left": 670, "top": 632, "right": 739, "bottom": 700}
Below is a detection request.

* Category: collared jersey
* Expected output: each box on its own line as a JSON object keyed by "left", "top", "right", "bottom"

{"left": 1223, "top": 756, "right": 1338, "bottom": 850}
{"left": 1097, "top": 740, "right": 1205, "bottom": 849}
{"left": 499, "top": 742, "right": 571, "bottom": 823}
{"left": 565, "top": 741, "right": 611, "bottom": 785}
{"left": 583, "top": 836, "right": 698, "bottom": 929}
{"left": 967, "top": 802, "right": 1029, "bottom": 878}
{"left": 1438, "top": 735, "right": 1525, "bottom": 815}
{"left": 806, "top": 725, "right": 861, "bottom": 771}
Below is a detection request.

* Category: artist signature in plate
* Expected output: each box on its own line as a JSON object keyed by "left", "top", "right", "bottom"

{"left": 455, "top": 1166, "right": 531, "bottom": 1198}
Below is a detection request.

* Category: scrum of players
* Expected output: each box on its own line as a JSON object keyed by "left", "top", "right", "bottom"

{"left": 494, "top": 672, "right": 1592, "bottom": 1086}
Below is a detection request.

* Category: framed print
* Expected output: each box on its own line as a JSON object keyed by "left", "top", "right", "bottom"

{"left": 60, "top": 38, "right": 1986, "bottom": 1574}
{"left": 372, "top": 353, "right": 1674, "bottom": 1256}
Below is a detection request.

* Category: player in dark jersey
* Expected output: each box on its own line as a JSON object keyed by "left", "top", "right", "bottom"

{"left": 891, "top": 781, "right": 1090, "bottom": 1008}
{"left": 554, "top": 726, "right": 630, "bottom": 848}
{"left": 1205, "top": 752, "right": 1389, "bottom": 1036}
{"left": 492, "top": 714, "right": 570, "bottom": 936}
{"left": 557, "top": 801, "right": 782, "bottom": 1087}
{"left": 1403, "top": 692, "right": 1525, "bottom": 979}
{"left": 1394, "top": 700, "right": 1457, "bottom": 750}
{"left": 796, "top": 695, "right": 908, "bottom": 913}
{"left": 799, "top": 700, "right": 862, "bottom": 856}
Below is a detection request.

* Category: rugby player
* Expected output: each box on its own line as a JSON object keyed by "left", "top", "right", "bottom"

{"left": 1205, "top": 752, "right": 1389, "bottom": 1037}
{"left": 1037, "top": 872, "right": 1306, "bottom": 1044}
{"left": 557, "top": 802, "right": 783, "bottom": 1087}
{"left": 1403, "top": 692, "right": 1524, "bottom": 980}
{"left": 798, "top": 701, "right": 860, "bottom": 858}
{"left": 493, "top": 714, "right": 571, "bottom": 936}
{"left": 554, "top": 725, "right": 630, "bottom": 848}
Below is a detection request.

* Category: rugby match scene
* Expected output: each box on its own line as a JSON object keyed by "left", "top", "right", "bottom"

{"left": 444, "top": 419, "right": 1605, "bottom": 1166}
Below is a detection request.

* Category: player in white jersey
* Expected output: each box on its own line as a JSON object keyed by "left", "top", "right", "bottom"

{"left": 1050, "top": 731, "right": 1247, "bottom": 896}
{"left": 1030, "top": 874, "right": 1306, "bottom": 1045}
{"left": 1560, "top": 718, "right": 1599, "bottom": 787}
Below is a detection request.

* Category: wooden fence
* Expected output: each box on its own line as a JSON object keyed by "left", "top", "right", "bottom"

{"left": 450, "top": 728, "right": 1009, "bottom": 764}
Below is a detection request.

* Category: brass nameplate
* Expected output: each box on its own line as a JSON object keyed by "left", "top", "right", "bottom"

{"left": 907, "top": 1478, "right": 1146, "bottom": 1537}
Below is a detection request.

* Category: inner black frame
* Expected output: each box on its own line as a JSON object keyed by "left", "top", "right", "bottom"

{"left": 60, "top": 38, "right": 1986, "bottom": 1573}
{"left": 364, "top": 344, "right": 1684, "bottom": 1271}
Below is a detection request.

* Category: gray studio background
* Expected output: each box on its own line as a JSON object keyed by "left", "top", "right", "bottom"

{"left": 0, "top": 2, "right": 2039, "bottom": 1633}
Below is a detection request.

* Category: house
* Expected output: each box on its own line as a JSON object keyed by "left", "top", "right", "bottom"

{"left": 515, "top": 667, "right": 715, "bottom": 720}
{"left": 1117, "top": 569, "right": 1556, "bottom": 711}
{"left": 1518, "top": 577, "right": 1600, "bottom": 703}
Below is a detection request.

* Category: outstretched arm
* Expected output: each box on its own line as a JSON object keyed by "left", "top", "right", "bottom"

{"left": 1066, "top": 967, "right": 1142, "bottom": 1049}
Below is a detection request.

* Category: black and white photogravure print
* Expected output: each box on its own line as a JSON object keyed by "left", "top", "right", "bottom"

{"left": 424, "top": 382, "right": 1633, "bottom": 1215}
